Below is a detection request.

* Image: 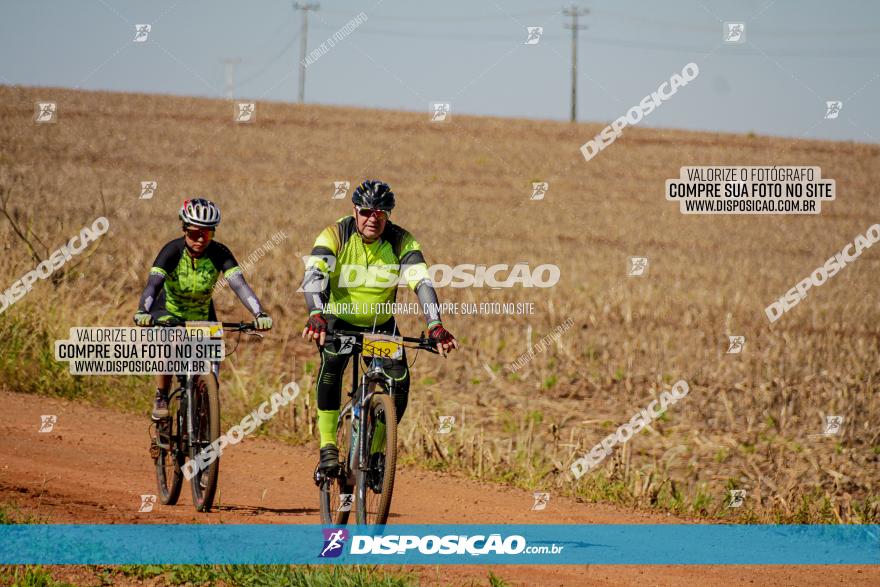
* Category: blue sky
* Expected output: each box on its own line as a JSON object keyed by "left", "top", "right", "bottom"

{"left": 1, "top": 0, "right": 878, "bottom": 142}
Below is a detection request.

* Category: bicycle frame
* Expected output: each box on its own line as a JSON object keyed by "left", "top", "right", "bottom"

{"left": 316, "top": 327, "right": 438, "bottom": 524}
{"left": 342, "top": 352, "right": 393, "bottom": 480}
{"left": 149, "top": 320, "right": 259, "bottom": 512}
{"left": 176, "top": 373, "right": 195, "bottom": 453}
{"left": 153, "top": 375, "right": 188, "bottom": 451}
{"left": 324, "top": 329, "right": 435, "bottom": 481}
{"left": 159, "top": 320, "right": 255, "bottom": 452}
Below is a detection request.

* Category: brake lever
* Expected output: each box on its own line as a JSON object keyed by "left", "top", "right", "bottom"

{"left": 419, "top": 331, "right": 443, "bottom": 355}
{"left": 422, "top": 341, "right": 441, "bottom": 355}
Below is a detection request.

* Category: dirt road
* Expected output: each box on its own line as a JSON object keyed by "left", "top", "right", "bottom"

{"left": 1, "top": 390, "right": 876, "bottom": 586}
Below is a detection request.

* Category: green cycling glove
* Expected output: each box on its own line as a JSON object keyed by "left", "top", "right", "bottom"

{"left": 133, "top": 311, "right": 153, "bottom": 327}
{"left": 255, "top": 312, "right": 273, "bottom": 331}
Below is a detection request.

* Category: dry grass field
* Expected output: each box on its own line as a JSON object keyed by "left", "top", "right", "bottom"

{"left": 1, "top": 84, "right": 878, "bottom": 523}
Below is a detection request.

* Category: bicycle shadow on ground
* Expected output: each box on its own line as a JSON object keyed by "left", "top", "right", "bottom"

{"left": 214, "top": 503, "right": 319, "bottom": 516}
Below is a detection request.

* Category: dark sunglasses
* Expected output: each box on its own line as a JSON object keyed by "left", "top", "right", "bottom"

{"left": 356, "top": 207, "right": 389, "bottom": 220}
{"left": 184, "top": 227, "right": 215, "bottom": 240}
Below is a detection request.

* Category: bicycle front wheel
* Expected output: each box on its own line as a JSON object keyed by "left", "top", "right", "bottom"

{"left": 356, "top": 390, "right": 397, "bottom": 525}
{"left": 189, "top": 374, "right": 221, "bottom": 512}
{"left": 319, "top": 405, "right": 354, "bottom": 525}
{"left": 153, "top": 397, "right": 182, "bottom": 505}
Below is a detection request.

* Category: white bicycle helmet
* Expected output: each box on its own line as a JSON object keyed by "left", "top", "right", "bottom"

{"left": 179, "top": 198, "right": 221, "bottom": 228}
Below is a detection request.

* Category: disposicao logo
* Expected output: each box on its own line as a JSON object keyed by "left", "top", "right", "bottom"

{"left": 319, "top": 528, "right": 349, "bottom": 558}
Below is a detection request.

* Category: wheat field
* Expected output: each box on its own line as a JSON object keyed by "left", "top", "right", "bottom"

{"left": 1, "top": 85, "right": 878, "bottom": 522}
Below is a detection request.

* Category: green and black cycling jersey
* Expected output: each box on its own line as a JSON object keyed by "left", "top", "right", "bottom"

{"left": 137, "top": 237, "right": 263, "bottom": 321}
{"left": 301, "top": 216, "right": 441, "bottom": 328}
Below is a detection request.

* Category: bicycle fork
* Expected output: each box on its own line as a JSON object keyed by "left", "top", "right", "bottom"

{"left": 186, "top": 384, "right": 196, "bottom": 449}
{"left": 151, "top": 383, "right": 185, "bottom": 455}
{"left": 348, "top": 381, "right": 376, "bottom": 475}
{"left": 348, "top": 392, "right": 365, "bottom": 475}
{"left": 353, "top": 378, "right": 391, "bottom": 473}
{"left": 178, "top": 376, "right": 193, "bottom": 448}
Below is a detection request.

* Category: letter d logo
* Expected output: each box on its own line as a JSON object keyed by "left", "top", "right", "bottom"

{"left": 580, "top": 140, "right": 600, "bottom": 162}
{"left": 181, "top": 459, "right": 198, "bottom": 481}
{"left": 570, "top": 457, "right": 590, "bottom": 479}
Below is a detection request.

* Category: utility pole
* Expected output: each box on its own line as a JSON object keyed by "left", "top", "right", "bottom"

{"left": 222, "top": 58, "right": 241, "bottom": 99}
{"left": 562, "top": 5, "right": 589, "bottom": 122}
{"left": 294, "top": 2, "right": 320, "bottom": 103}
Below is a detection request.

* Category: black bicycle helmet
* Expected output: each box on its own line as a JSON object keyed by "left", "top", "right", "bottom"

{"left": 351, "top": 180, "right": 395, "bottom": 211}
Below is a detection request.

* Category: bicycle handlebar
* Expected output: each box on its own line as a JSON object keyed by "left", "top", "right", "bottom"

{"left": 147, "top": 320, "right": 259, "bottom": 332}
{"left": 220, "top": 321, "right": 259, "bottom": 332}
{"left": 325, "top": 328, "right": 440, "bottom": 354}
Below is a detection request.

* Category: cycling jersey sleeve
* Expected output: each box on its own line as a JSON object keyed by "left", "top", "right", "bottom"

{"left": 302, "top": 223, "right": 338, "bottom": 315}
{"left": 207, "top": 242, "right": 263, "bottom": 316}
{"left": 205, "top": 241, "right": 243, "bottom": 279}
{"left": 227, "top": 272, "right": 264, "bottom": 316}
{"left": 397, "top": 232, "right": 430, "bottom": 290}
{"left": 149, "top": 238, "right": 185, "bottom": 278}
{"left": 397, "top": 231, "right": 442, "bottom": 327}
{"left": 139, "top": 239, "right": 183, "bottom": 312}
{"left": 416, "top": 279, "right": 441, "bottom": 327}
{"left": 137, "top": 272, "right": 165, "bottom": 313}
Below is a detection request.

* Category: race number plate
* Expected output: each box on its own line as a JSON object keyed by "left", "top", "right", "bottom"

{"left": 362, "top": 333, "right": 403, "bottom": 359}
{"left": 185, "top": 321, "right": 224, "bottom": 339}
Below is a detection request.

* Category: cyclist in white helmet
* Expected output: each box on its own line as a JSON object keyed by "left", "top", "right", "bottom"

{"left": 134, "top": 198, "right": 273, "bottom": 419}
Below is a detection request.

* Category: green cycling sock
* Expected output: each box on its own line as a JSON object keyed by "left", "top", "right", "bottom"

{"left": 317, "top": 409, "right": 339, "bottom": 448}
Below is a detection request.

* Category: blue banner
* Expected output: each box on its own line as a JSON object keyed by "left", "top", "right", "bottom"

{"left": 1, "top": 525, "right": 877, "bottom": 565}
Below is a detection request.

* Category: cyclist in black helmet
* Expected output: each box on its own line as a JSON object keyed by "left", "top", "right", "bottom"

{"left": 134, "top": 198, "right": 273, "bottom": 419}
{"left": 301, "top": 180, "right": 458, "bottom": 472}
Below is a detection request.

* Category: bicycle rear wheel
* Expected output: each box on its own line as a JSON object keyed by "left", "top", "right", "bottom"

{"left": 189, "top": 374, "right": 221, "bottom": 512}
{"left": 319, "top": 405, "right": 354, "bottom": 525}
{"left": 356, "top": 389, "right": 397, "bottom": 525}
{"left": 152, "top": 396, "right": 182, "bottom": 505}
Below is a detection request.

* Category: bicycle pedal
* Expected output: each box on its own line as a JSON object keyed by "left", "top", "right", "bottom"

{"left": 149, "top": 442, "right": 160, "bottom": 460}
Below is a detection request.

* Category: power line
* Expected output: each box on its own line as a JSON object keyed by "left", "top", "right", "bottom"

{"left": 588, "top": 9, "right": 718, "bottom": 32}
{"left": 248, "top": 12, "right": 297, "bottom": 57}
{"left": 319, "top": 8, "right": 880, "bottom": 35}
{"left": 591, "top": 9, "right": 880, "bottom": 36}
{"left": 235, "top": 32, "right": 301, "bottom": 88}
{"left": 581, "top": 35, "right": 880, "bottom": 57}
{"left": 311, "top": 23, "right": 551, "bottom": 42}
{"left": 308, "top": 23, "right": 880, "bottom": 57}
{"left": 318, "top": 9, "right": 553, "bottom": 23}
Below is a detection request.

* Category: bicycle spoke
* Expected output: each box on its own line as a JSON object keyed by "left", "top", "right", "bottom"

{"left": 153, "top": 400, "right": 182, "bottom": 505}
{"left": 188, "top": 375, "right": 220, "bottom": 512}
{"left": 320, "top": 407, "right": 353, "bottom": 525}
{"left": 356, "top": 391, "right": 397, "bottom": 525}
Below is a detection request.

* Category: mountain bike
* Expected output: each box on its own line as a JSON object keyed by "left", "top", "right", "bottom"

{"left": 315, "top": 328, "right": 438, "bottom": 525}
{"left": 147, "top": 320, "right": 261, "bottom": 512}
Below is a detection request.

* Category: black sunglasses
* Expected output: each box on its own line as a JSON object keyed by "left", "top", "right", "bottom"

{"left": 356, "top": 207, "right": 389, "bottom": 220}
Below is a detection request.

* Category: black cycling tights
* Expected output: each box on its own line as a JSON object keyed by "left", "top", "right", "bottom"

{"left": 315, "top": 317, "right": 410, "bottom": 421}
